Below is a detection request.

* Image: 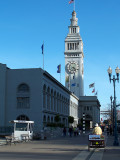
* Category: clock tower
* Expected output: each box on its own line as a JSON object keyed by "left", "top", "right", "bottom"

{"left": 64, "top": 11, "right": 84, "bottom": 97}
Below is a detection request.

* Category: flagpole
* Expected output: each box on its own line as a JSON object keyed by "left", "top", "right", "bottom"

{"left": 43, "top": 41, "right": 44, "bottom": 70}
{"left": 74, "top": 0, "right": 75, "bottom": 11}
{"left": 60, "top": 71, "right": 61, "bottom": 83}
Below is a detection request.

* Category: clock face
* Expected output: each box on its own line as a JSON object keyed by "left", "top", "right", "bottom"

{"left": 67, "top": 61, "right": 79, "bottom": 74}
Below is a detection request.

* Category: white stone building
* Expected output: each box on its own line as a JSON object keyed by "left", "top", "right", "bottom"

{"left": 0, "top": 63, "right": 79, "bottom": 131}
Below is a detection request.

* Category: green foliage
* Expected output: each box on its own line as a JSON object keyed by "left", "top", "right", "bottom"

{"left": 68, "top": 116, "right": 74, "bottom": 124}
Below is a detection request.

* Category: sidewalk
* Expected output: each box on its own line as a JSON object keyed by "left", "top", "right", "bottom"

{"left": 102, "top": 135, "right": 120, "bottom": 160}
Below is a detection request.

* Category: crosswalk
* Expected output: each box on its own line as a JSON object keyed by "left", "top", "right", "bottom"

{"left": 72, "top": 148, "right": 104, "bottom": 160}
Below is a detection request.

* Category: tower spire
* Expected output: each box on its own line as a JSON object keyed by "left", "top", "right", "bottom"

{"left": 70, "top": 10, "right": 78, "bottom": 26}
{"left": 64, "top": 10, "right": 84, "bottom": 97}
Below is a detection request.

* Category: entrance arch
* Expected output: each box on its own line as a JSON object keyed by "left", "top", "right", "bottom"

{"left": 85, "top": 114, "right": 92, "bottom": 130}
{"left": 16, "top": 115, "right": 29, "bottom": 121}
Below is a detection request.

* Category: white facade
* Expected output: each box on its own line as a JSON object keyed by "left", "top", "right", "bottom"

{"left": 64, "top": 11, "right": 84, "bottom": 98}
{"left": 0, "top": 63, "right": 79, "bottom": 132}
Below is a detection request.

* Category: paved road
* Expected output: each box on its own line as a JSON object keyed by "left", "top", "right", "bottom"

{"left": 0, "top": 134, "right": 120, "bottom": 160}
{"left": 0, "top": 135, "right": 89, "bottom": 160}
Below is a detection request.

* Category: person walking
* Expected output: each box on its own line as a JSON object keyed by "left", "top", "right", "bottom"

{"left": 63, "top": 127, "right": 66, "bottom": 136}
{"left": 69, "top": 127, "right": 73, "bottom": 137}
{"left": 92, "top": 123, "right": 102, "bottom": 135}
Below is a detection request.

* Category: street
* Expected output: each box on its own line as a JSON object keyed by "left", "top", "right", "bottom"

{"left": 0, "top": 133, "right": 120, "bottom": 160}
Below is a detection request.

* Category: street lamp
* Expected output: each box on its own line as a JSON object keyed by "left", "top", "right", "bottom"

{"left": 107, "top": 66, "right": 120, "bottom": 146}
{"left": 110, "top": 96, "right": 113, "bottom": 132}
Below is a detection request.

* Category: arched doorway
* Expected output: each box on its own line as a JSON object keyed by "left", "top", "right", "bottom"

{"left": 85, "top": 114, "right": 92, "bottom": 130}
{"left": 16, "top": 115, "right": 29, "bottom": 121}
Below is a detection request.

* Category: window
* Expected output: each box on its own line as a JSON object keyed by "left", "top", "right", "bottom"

{"left": 51, "top": 90, "right": 53, "bottom": 111}
{"left": 43, "top": 115, "right": 46, "bottom": 122}
{"left": 75, "top": 28, "right": 76, "bottom": 33}
{"left": 47, "top": 87, "right": 50, "bottom": 110}
{"left": 43, "top": 85, "right": 46, "bottom": 108}
{"left": 18, "top": 84, "right": 29, "bottom": 93}
{"left": 17, "top": 97, "right": 30, "bottom": 108}
{"left": 16, "top": 115, "right": 29, "bottom": 121}
{"left": 17, "top": 83, "right": 30, "bottom": 108}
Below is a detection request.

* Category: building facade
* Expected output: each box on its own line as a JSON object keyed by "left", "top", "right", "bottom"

{"left": 0, "top": 63, "right": 79, "bottom": 131}
{"left": 0, "top": 62, "right": 100, "bottom": 132}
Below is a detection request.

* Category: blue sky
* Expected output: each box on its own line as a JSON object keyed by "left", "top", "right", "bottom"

{"left": 0, "top": 0, "right": 120, "bottom": 117}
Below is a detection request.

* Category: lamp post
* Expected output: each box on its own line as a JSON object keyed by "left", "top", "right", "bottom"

{"left": 110, "top": 96, "right": 113, "bottom": 131}
{"left": 107, "top": 66, "right": 120, "bottom": 146}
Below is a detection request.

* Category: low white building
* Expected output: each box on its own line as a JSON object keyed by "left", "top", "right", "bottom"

{"left": 0, "top": 63, "right": 79, "bottom": 132}
{"left": 0, "top": 63, "right": 100, "bottom": 133}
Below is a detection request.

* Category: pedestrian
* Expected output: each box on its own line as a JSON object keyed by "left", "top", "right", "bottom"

{"left": 92, "top": 123, "right": 102, "bottom": 135}
{"left": 109, "top": 125, "right": 112, "bottom": 135}
{"left": 79, "top": 125, "right": 82, "bottom": 135}
{"left": 106, "top": 126, "right": 109, "bottom": 135}
{"left": 73, "top": 127, "right": 77, "bottom": 136}
{"left": 69, "top": 127, "right": 73, "bottom": 137}
{"left": 63, "top": 127, "right": 66, "bottom": 136}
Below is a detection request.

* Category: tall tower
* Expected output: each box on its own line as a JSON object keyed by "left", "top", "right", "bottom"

{"left": 64, "top": 11, "right": 84, "bottom": 98}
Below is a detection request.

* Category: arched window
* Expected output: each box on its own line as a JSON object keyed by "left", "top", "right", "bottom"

{"left": 43, "top": 115, "right": 47, "bottom": 127}
{"left": 59, "top": 94, "right": 61, "bottom": 113}
{"left": 17, "top": 83, "right": 30, "bottom": 108}
{"left": 51, "top": 116, "right": 53, "bottom": 122}
{"left": 47, "top": 116, "right": 50, "bottom": 122}
{"left": 17, "top": 83, "right": 29, "bottom": 93}
{"left": 43, "top": 84, "right": 46, "bottom": 109}
{"left": 51, "top": 89, "right": 53, "bottom": 111}
{"left": 57, "top": 93, "right": 59, "bottom": 113}
{"left": 54, "top": 91, "right": 56, "bottom": 112}
{"left": 16, "top": 115, "right": 29, "bottom": 121}
{"left": 43, "top": 115, "right": 46, "bottom": 122}
{"left": 47, "top": 87, "right": 50, "bottom": 110}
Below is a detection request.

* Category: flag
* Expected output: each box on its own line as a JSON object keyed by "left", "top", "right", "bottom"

{"left": 95, "top": 92, "right": 97, "bottom": 95}
{"left": 92, "top": 88, "right": 95, "bottom": 93}
{"left": 57, "top": 64, "right": 61, "bottom": 73}
{"left": 71, "top": 83, "right": 76, "bottom": 86}
{"left": 41, "top": 43, "right": 44, "bottom": 54}
{"left": 65, "top": 76, "right": 69, "bottom": 82}
{"left": 89, "top": 83, "right": 94, "bottom": 88}
{"left": 69, "top": 0, "right": 74, "bottom": 4}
